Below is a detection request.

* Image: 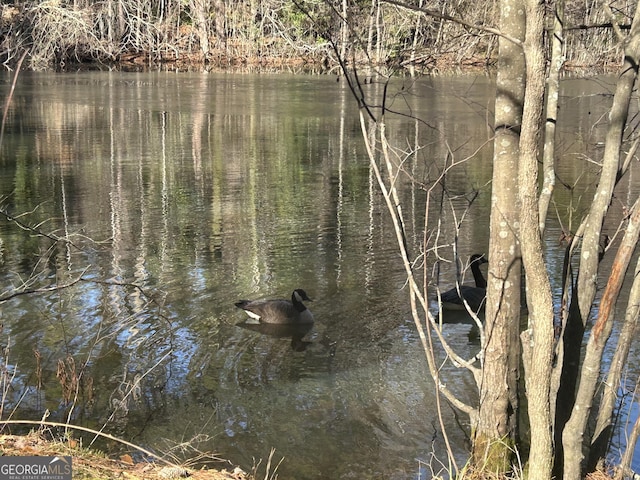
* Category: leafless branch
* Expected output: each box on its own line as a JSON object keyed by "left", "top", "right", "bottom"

{"left": 381, "top": 0, "right": 523, "bottom": 46}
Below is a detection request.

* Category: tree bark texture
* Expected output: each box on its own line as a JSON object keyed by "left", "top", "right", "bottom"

{"left": 563, "top": 199, "right": 640, "bottom": 480}
{"left": 518, "top": 0, "right": 555, "bottom": 477}
{"left": 472, "top": 0, "right": 525, "bottom": 470}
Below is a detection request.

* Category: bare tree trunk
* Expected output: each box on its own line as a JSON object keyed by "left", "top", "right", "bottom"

{"left": 518, "top": 0, "right": 555, "bottom": 477}
{"left": 539, "top": 0, "right": 564, "bottom": 234}
{"left": 563, "top": 198, "right": 640, "bottom": 480}
{"left": 545, "top": 2, "right": 566, "bottom": 448}
{"left": 574, "top": 11, "right": 640, "bottom": 320}
{"left": 190, "top": 0, "right": 210, "bottom": 57}
{"left": 408, "top": 0, "right": 425, "bottom": 77}
{"left": 341, "top": 0, "right": 349, "bottom": 60}
{"left": 211, "top": 0, "right": 227, "bottom": 50}
{"left": 588, "top": 255, "right": 640, "bottom": 470}
{"left": 375, "top": 0, "right": 383, "bottom": 64}
{"left": 614, "top": 402, "right": 640, "bottom": 480}
{"left": 472, "top": 0, "right": 524, "bottom": 470}
{"left": 556, "top": 3, "right": 640, "bottom": 474}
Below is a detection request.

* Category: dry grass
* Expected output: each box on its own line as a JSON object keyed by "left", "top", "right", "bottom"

{"left": 0, "top": 431, "right": 251, "bottom": 480}
{"left": 587, "top": 468, "right": 612, "bottom": 480}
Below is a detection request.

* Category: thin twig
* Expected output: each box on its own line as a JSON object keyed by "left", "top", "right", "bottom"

{"left": 0, "top": 267, "right": 90, "bottom": 303}
{"left": 0, "top": 48, "right": 28, "bottom": 149}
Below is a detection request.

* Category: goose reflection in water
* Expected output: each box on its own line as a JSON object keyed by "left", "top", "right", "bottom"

{"left": 236, "top": 322, "right": 315, "bottom": 352}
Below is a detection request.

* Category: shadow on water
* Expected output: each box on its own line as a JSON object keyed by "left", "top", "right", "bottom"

{"left": 236, "top": 322, "right": 315, "bottom": 352}
{"left": 436, "top": 309, "right": 485, "bottom": 325}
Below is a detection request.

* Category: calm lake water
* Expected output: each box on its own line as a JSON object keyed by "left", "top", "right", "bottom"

{"left": 0, "top": 71, "right": 637, "bottom": 478}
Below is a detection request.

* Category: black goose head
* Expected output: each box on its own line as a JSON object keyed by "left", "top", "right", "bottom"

{"left": 291, "top": 289, "right": 313, "bottom": 312}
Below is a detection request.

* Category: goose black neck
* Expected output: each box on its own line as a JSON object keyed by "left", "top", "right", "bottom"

{"left": 471, "top": 260, "right": 487, "bottom": 289}
{"left": 291, "top": 292, "right": 307, "bottom": 312}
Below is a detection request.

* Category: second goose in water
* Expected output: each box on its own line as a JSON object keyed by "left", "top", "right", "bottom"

{"left": 440, "top": 254, "right": 488, "bottom": 312}
{"left": 235, "top": 289, "right": 314, "bottom": 325}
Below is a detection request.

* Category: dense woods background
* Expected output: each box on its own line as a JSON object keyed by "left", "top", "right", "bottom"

{"left": 0, "top": 0, "right": 636, "bottom": 72}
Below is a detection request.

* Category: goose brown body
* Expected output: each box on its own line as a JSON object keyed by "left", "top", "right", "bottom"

{"left": 235, "top": 289, "right": 314, "bottom": 324}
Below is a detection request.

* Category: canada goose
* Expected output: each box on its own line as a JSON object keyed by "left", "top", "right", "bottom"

{"left": 234, "top": 289, "right": 314, "bottom": 325}
{"left": 440, "top": 254, "right": 488, "bottom": 312}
